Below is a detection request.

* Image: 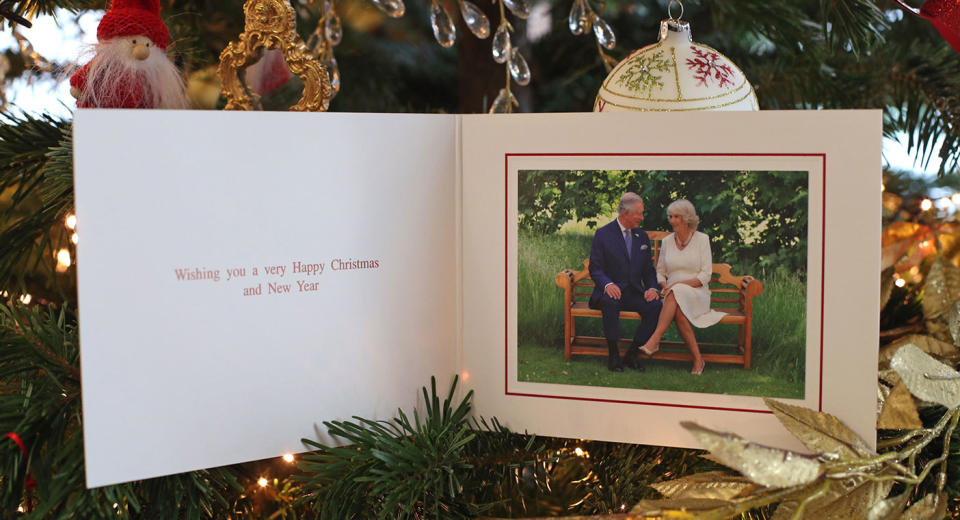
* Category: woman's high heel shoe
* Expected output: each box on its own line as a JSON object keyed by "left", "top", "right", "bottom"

{"left": 691, "top": 358, "right": 705, "bottom": 375}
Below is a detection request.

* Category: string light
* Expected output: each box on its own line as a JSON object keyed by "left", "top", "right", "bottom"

{"left": 920, "top": 198, "right": 933, "bottom": 211}
{"left": 19, "top": 294, "right": 31, "bottom": 304}
{"left": 257, "top": 477, "right": 268, "bottom": 487}
{"left": 881, "top": 183, "right": 885, "bottom": 192}
{"left": 895, "top": 278, "right": 906, "bottom": 288}
{"left": 574, "top": 447, "right": 584, "bottom": 457}
{"left": 71, "top": 233, "right": 78, "bottom": 245}
{"left": 56, "top": 248, "right": 71, "bottom": 272}
{"left": 282, "top": 453, "right": 294, "bottom": 463}
{"left": 17, "top": 506, "right": 24, "bottom": 513}
{"left": 65, "top": 214, "right": 77, "bottom": 230}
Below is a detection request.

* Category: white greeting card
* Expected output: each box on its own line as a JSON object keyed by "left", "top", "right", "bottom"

{"left": 73, "top": 109, "right": 880, "bottom": 487}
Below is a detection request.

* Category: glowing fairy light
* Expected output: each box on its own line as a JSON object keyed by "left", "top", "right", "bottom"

{"left": 895, "top": 278, "right": 906, "bottom": 288}
{"left": 282, "top": 453, "right": 294, "bottom": 463}
{"left": 881, "top": 183, "right": 885, "bottom": 192}
{"left": 257, "top": 477, "right": 268, "bottom": 487}
{"left": 19, "top": 294, "right": 31, "bottom": 304}
{"left": 574, "top": 447, "right": 584, "bottom": 457}
{"left": 920, "top": 198, "right": 933, "bottom": 211}
{"left": 65, "top": 214, "right": 77, "bottom": 230}
{"left": 71, "top": 232, "right": 78, "bottom": 244}
{"left": 56, "top": 248, "right": 71, "bottom": 271}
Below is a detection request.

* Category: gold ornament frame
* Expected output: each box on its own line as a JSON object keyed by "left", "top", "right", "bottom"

{"left": 218, "top": 0, "right": 332, "bottom": 111}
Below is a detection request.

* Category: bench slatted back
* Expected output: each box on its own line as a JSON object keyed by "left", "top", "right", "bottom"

{"left": 571, "top": 231, "right": 744, "bottom": 312}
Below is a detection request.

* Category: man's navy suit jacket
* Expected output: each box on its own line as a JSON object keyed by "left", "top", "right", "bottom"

{"left": 588, "top": 220, "right": 659, "bottom": 308}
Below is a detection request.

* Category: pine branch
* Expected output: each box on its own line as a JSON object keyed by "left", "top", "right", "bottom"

{"left": 0, "top": 112, "right": 74, "bottom": 299}
{"left": 819, "top": 0, "right": 888, "bottom": 56}
{"left": 297, "top": 376, "right": 480, "bottom": 519}
{"left": 0, "top": 303, "right": 246, "bottom": 519}
{"left": 1, "top": 0, "right": 99, "bottom": 22}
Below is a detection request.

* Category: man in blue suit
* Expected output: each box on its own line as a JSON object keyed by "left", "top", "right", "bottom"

{"left": 588, "top": 192, "right": 662, "bottom": 372}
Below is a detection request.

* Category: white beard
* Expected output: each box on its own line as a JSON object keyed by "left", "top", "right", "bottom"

{"left": 76, "top": 39, "right": 188, "bottom": 109}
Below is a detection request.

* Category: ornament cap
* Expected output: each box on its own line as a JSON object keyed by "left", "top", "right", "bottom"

{"left": 659, "top": 19, "right": 692, "bottom": 43}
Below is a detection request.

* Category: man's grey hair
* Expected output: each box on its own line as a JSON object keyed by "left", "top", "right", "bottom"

{"left": 667, "top": 198, "right": 699, "bottom": 231}
{"left": 617, "top": 192, "right": 644, "bottom": 215}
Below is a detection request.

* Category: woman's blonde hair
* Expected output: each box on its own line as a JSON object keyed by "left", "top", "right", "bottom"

{"left": 667, "top": 199, "right": 699, "bottom": 232}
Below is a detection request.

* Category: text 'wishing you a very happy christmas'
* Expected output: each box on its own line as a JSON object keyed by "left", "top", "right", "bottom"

{"left": 173, "top": 258, "right": 381, "bottom": 296}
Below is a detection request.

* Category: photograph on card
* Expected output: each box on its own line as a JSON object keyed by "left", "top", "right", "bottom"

{"left": 516, "top": 169, "right": 808, "bottom": 399}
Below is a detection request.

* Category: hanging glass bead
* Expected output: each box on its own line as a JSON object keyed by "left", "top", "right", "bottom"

{"left": 492, "top": 24, "right": 510, "bottom": 63}
{"left": 591, "top": 15, "right": 615, "bottom": 49}
{"left": 489, "top": 88, "right": 518, "bottom": 113}
{"left": 430, "top": 0, "right": 457, "bottom": 47}
{"left": 323, "top": 53, "right": 340, "bottom": 97}
{"left": 503, "top": 0, "right": 530, "bottom": 19}
{"left": 460, "top": 0, "right": 491, "bottom": 38}
{"left": 508, "top": 47, "right": 531, "bottom": 85}
{"left": 370, "top": 0, "right": 405, "bottom": 18}
{"left": 324, "top": 12, "right": 343, "bottom": 45}
{"left": 568, "top": 0, "right": 590, "bottom": 35}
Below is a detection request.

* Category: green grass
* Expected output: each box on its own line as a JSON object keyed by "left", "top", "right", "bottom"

{"left": 517, "top": 229, "right": 806, "bottom": 398}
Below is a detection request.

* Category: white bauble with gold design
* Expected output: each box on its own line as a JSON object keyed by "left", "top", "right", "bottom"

{"left": 594, "top": 19, "right": 757, "bottom": 112}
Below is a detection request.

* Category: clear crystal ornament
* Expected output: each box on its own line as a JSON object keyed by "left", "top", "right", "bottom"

{"left": 489, "top": 88, "right": 517, "bottom": 113}
{"left": 591, "top": 15, "right": 615, "bottom": 49}
{"left": 508, "top": 47, "right": 530, "bottom": 85}
{"left": 324, "top": 12, "right": 343, "bottom": 45}
{"left": 492, "top": 24, "right": 510, "bottom": 63}
{"left": 568, "top": 0, "right": 590, "bottom": 35}
{"left": 323, "top": 54, "right": 341, "bottom": 97}
{"left": 503, "top": 0, "right": 530, "bottom": 19}
{"left": 430, "top": 0, "right": 457, "bottom": 47}
{"left": 460, "top": 0, "right": 491, "bottom": 38}
{"left": 370, "top": 0, "right": 405, "bottom": 18}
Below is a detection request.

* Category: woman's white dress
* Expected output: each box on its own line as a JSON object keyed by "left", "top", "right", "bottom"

{"left": 656, "top": 231, "right": 725, "bottom": 328}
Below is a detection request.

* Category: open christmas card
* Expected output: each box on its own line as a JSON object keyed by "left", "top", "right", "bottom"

{"left": 73, "top": 109, "right": 880, "bottom": 487}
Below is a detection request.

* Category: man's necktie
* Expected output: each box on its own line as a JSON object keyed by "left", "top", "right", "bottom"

{"left": 624, "top": 229, "right": 632, "bottom": 259}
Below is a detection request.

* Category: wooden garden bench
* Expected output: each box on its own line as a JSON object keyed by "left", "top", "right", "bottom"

{"left": 554, "top": 231, "right": 764, "bottom": 369}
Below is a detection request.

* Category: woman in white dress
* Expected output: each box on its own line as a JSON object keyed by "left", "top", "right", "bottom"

{"left": 639, "top": 199, "right": 725, "bottom": 375}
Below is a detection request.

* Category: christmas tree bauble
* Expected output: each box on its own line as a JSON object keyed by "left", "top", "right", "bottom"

{"left": 594, "top": 19, "right": 757, "bottom": 112}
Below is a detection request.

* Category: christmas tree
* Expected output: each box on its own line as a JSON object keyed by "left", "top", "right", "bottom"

{"left": 1, "top": 0, "right": 959, "bottom": 518}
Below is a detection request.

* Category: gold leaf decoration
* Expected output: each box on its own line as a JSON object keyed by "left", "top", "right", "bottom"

{"left": 650, "top": 471, "right": 756, "bottom": 501}
{"left": 878, "top": 368, "right": 901, "bottom": 386}
{"left": 771, "top": 478, "right": 893, "bottom": 520}
{"left": 881, "top": 222, "right": 929, "bottom": 270}
{"left": 878, "top": 334, "right": 959, "bottom": 365}
{"left": 950, "top": 300, "right": 960, "bottom": 346}
{"left": 902, "top": 493, "right": 948, "bottom": 520}
{"left": 877, "top": 381, "right": 922, "bottom": 430}
{"left": 681, "top": 422, "right": 824, "bottom": 488}
{"left": 764, "top": 398, "right": 872, "bottom": 458}
{"left": 890, "top": 344, "right": 960, "bottom": 408}
{"left": 630, "top": 497, "right": 734, "bottom": 517}
{"left": 923, "top": 255, "right": 960, "bottom": 341}
{"left": 867, "top": 491, "right": 909, "bottom": 520}
{"left": 880, "top": 266, "right": 895, "bottom": 310}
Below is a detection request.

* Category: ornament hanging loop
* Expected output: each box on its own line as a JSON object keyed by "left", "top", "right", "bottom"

{"left": 659, "top": 0, "right": 690, "bottom": 42}
{"left": 667, "top": 0, "right": 683, "bottom": 22}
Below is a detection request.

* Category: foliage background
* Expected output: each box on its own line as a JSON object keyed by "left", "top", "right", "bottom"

{"left": 518, "top": 169, "right": 809, "bottom": 273}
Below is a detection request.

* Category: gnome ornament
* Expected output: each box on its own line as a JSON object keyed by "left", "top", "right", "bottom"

{"left": 70, "top": 0, "right": 187, "bottom": 109}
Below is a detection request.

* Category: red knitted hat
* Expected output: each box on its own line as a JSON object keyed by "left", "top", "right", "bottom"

{"left": 97, "top": 0, "right": 170, "bottom": 50}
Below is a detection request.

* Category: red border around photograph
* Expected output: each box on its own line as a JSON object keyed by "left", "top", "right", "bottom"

{"left": 504, "top": 153, "right": 827, "bottom": 414}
